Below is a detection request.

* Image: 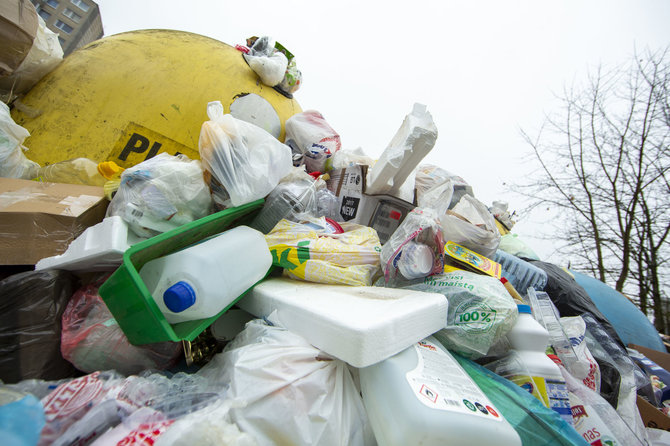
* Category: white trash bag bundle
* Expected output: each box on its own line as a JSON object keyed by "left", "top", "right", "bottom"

{"left": 197, "top": 318, "right": 375, "bottom": 446}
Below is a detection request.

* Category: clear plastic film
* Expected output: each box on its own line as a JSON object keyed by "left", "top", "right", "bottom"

{"left": 440, "top": 194, "right": 501, "bottom": 258}
{"left": 0, "top": 101, "right": 39, "bottom": 179}
{"left": 199, "top": 101, "right": 293, "bottom": 208}
{"left": 106, "top": 152, "right": 213, "bottom": 238}
{"left": 284, "top": 110, "right": 342, "bottom": 173}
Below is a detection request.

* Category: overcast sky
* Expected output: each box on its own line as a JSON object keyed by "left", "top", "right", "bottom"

{"left": 95, "top": 0, "right": 670, "bottom": 262}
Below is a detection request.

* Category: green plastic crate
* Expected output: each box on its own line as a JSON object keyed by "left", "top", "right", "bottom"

{"left": 99, "top": 199, "right": 264, "bottom": 345}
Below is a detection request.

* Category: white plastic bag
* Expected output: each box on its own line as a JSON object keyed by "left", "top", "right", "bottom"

{"left": 106, "top": 153, "right": 214, "bottom": 237}
{"left": 199, "top": 101, "right": 293, "bottom": 208}
{"left": 285, "top": 110, "right": 342, "bottom": 173}
{"left": 0, "top": 101, "right": 39, "bottom": 179}
{"left": 440, "top": 194, "right": 501, "bottom": 258}
{"left": 243, "top": 36, "right": 288, "bottom": 87}
{"left": 197, "top": 318, "right": 375, "bottom": 446}
{"left": 559, "top": 316, "right": 601, "bottom": 393}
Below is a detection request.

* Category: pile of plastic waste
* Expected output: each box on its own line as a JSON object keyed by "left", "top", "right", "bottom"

{"left": 2, "top": 34, "right": 670, "bottom": 446}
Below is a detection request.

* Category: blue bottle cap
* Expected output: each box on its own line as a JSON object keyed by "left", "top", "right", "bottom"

{"left": 163, "top": 281, "right": 196, "bottom": 313}
{"left": 517, "top": 304, "right": 532, "bottom": 314}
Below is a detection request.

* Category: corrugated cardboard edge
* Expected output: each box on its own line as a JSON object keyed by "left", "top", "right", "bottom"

{"left": 629, "top": 343, "right": 670, "bottom": 431}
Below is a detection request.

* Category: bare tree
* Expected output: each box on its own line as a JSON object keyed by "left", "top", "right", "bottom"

{"left": 517, "top": 48, "right": 670, "bottom": 330}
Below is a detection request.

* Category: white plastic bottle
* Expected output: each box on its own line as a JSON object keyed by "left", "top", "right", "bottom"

{"left": 503, "top": 304, "right": 573, "bottom": 426}
{"left": 138, "top": 225, "right": 272, "bottom": 324}
{"left": 359, "top": 336, "right": 522, "bottom": 446}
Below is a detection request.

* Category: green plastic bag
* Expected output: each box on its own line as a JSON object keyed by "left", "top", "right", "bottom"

{"left": 453, "top": 353, "right": 589, "bottom": 446}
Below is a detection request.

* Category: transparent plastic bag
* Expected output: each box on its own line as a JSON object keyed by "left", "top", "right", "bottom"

{"left": 380, "top": 207, "right": 445, "bottom": 286}
{"left": 60, "top": 279, "right": 182, "bottom": 376}
{"left": 243, "top": 36, "right": 288, "bottom": 87}
{"left": 250, "top": 167, "right": 319, "bottom": 234}
{"left": 415, "top": 164, "right": 473, "bottom": 211}
{"left": 106, "top": 153, "right": 214, "bottom": 237}
{"left": 401, "top": 270, "right": 518, "bottom": 359}
{"left": 440, "top": 194, "right": 501, "bottom": 258}
{"left": 199, "top": 101, "right": 292, "bottom": 208}
{"left": 266, "top": 217, "right": 382, "bottom": 286}
{"left": 285, "top": 110, "right": 342, "bottom": 173}
{"left": 197, "top": 318, "right": 375, "bottom": 446}
{"left": 0, "top": 101, "right": 39, "bottom": 179}
{"left": 558, "top": 362, "right": 648, "bottom": 446}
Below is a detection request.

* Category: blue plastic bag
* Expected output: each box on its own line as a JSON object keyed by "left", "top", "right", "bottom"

{"left": 0, "top": 394, "right": 45, "bottom": 446}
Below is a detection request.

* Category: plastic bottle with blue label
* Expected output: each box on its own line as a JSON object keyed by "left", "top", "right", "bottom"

{"left": 359, "top": 336, "right": 522, "bottom": 446}
{"left": 502, "top": 304, "right": 573, "bottom": 426}
{"left": 493, "top": 250, "right": 548, "bottom": 295}
{"left": 138, "top": 225, "right": 272, "bottom": 324}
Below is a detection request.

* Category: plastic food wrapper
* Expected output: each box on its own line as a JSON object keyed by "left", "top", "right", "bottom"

{"left": 498, "top": 233, "right": 541, "bottom": 260}
{"left": 454, "top": 353, "right": 589, "bottom": 446}
{"left": 197, "top": 318, "right": 375, "bottom": 446}
{"left": 38, "top": 370, "right": 125, "bottom": 446}
{"left": 60, "top": 278, "right": 183, "bottom": 376}
{"left": 285, "top": 110, "right": 342, "bottom": 173}
{"left": 106, "top": 153, "right": 213, "bottom": 238}
{"left": 266, "top": 217, "right": 382, "bottom": 286}
{"left": 558, "top": 362, "right": 648, "bottom": 446}
{"left": 0, "top": 392, "right": 45, "bottom": 446}
{"left": 0, "top": 270, "right": 79, "bottom": 384}
{"left": 243, "top": 36, "right": 288, "bottom": 87}
{"left": 440, "top": 194, "right": 501, "bottom": 258}
{"left": 0, "top": 16, "right": 63, "bottom": 98}
{"left": 366, "top": 104, "right": 437, "bottom": 198}
{"left": 401, "top": 270, "right": 518, "bottom": 358}
{"left": 199, "top": 101, "right": 293, "bottom": 208}
{"left": 380, "top": 208, "right": 445, "bottom": 286}
{"left": 0, "top": 101, "right": 40, "bottom": 179}
{"left": 89, "top": 407, "right": 173, "bottom": 446}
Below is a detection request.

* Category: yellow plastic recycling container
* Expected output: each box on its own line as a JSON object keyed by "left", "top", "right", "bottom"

{"left": 11, "top": 29, "right": 302, "bottom": 168}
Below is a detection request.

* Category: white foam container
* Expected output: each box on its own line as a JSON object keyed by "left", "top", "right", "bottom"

{"left": 35, "top": 216, "right": 145, "bottom": 271}
{"left": 237, "top": 277, "right": 449, "bottom": 367}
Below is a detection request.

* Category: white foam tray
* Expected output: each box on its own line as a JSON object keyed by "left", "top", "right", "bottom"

{"left": 237, "top": 277, "right": 448, "bottom": 368}
{"left": 35, "top": 216, "right": 145, "bottom": 271}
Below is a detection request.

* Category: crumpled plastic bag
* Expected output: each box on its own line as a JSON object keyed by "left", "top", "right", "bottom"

{"left": 243, "top": 36, "right": 288, "bottom": 87}
{"left": 60, "top": 279, "right": 182, "bottom": 376}
{"left": 401, "top": 270, "right": 518, "bottom": 358}
{"left": 196, "top": 318, "right": 375, "bottom": 446}
{"left": 415, "top": 164, "right": 473, "bottom": 211}
{"left": 0, "top": 101, "right": 39, "bottom": 179}
{"left": 440, "top": 194, "right": 501, "bottom": 258}
{"left": 285, "top": 110, "right": 342, "bottom": 173}
{"left": 199, "top": 101, "right": 293, "bottom": 208}
{"left": 106, "top": 153, "right": 213, "bottom": 238}
{"left": 266, "top": 217, "right": 382, "bottom": 286}
{"left": 38, "top": 370, "right": 125, "bottom": 446}
{"left": 380, "top": 207, "right": 445, "bottom": 286}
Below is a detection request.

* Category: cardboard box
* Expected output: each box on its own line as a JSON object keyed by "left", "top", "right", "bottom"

{"left": 630, "top": 343, "right": 670, "bottom": 431}
{"left": 0, "top": 0, "right": 38, "bottom": 76}
{"left": 0, "top": 178, "right": 108, "bottom": 265}
{"left": 326, "top": 164, "right": 415, "bottom": 243}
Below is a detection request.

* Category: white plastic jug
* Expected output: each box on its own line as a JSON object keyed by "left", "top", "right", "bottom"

{"left": 139, "top": 225, "right": 272, "bottom": 324}
{"left": 503, "top": 304, "right": 573, "bottom": 426}
{"left": 360, "top": 336, "right": 522, "bottom": 446}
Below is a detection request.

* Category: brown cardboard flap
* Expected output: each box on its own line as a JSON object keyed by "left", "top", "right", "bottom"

{"left": 629, "top": 343, "right": 670, "bottom": 430}
{"left": 0, "top": 0, "right": 38, "bottom": 76}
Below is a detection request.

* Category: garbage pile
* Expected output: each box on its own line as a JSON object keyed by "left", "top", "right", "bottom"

{"left": 2, "top": 34, "right": 670, "bottom": 446}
